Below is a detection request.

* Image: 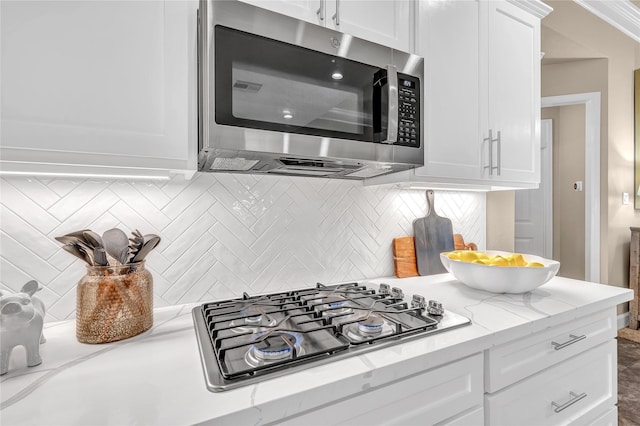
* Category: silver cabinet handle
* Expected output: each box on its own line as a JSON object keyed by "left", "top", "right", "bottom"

{"left": 332, "top": 0, "right": 340, "bottom": 26}
{"left": 483, "top": 130, "right": 493, "bottom": 175}
{"left": 483, "top": 129, "right": 500, "bottom": 176}
{"left": 551, "top": 391, "right": 587, "bottom": 413}
{"left": 384, "top": 65, "right": 398, "bottom": 144}
{"left": 316, "top": 0, "right": 325, "bottom": 22}
{"left": 551, "top": 334, "right": 586, "bottom": 350}
{"left": 495, "top": 130, "right": 501, "bottom": 176}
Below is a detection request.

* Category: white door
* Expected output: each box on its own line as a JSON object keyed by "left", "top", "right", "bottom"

{"left": 514, "top": 119, "right": 552, "bottom": 257}
{"left": 328, "top": 0, "right": 413, "bottom": 51}
{"left": 414, "top": 0, "right": 481, "bottom": 181}
{"left": 1, "top": 0, "right": 196, "bottom": 175}
{"left": 238, "top": 0, "right": 325, "bottom": 25}
{"left": 486, "top": 1, "right": 540, "bottom": 183}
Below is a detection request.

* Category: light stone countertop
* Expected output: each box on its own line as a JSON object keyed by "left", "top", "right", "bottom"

{"left": 0, "top": 274, "right": 632, "bottom": 425}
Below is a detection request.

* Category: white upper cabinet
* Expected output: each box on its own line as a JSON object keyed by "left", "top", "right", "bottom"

{"left": 369, "top": 0, "right": 550, "bottom": 189}
{"left": 0, "top": 0, "right": 198, "bottom": 178}
{"left": 239, "top": 0, "right": 413, "bottom": 52}
{"left": 237, "top": 0, "right": 326, "bottom": 26}
{"left": 418, "top": 0, "right": 482, "bottom": 182}
{"left": 484, "top": 1, "right": 541, "bottom": 184}
{"left": 325, "top": 0, "right": 413, "bottom": 52}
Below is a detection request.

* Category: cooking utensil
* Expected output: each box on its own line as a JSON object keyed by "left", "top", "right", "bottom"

{"left": 62, "top": 244, "right": 93, "bottom": 265}
{"left": 413, "top": 190, "right": 454, "bottom": 275}
{"left": 55, "top": 231, "right": 93, "bottom": 252}
{"left": 130, "top": 235, "right": 161, "bottom": 263}
{"left": 93, "top": 248, "right": 108, "bottom": 267}
{"left": 83, "top": 230, "right": 104, "bottom": 250}
{"left": 103, "top": 228, "right": 130, "bottom": 265}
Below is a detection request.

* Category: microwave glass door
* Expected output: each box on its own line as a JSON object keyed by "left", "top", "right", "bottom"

{"left": 215, "top": 26, "right": 380, "bottom": 142}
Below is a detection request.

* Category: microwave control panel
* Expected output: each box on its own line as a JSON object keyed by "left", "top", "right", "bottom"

{"left": 397, "top": 76, "right": 420, "bottom": 147}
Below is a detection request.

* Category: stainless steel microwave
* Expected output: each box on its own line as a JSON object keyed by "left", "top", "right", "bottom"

{"left": 198, "top": 0, "right": 424, "bottom": 179}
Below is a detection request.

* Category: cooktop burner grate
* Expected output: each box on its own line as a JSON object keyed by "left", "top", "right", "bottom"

{"left": 193, "top": 282, "right": 471, "bottom": 391}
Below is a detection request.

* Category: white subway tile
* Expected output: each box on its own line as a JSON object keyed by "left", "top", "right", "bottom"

{"left": 0, "top": 176, "right": 485, "bottom": 318}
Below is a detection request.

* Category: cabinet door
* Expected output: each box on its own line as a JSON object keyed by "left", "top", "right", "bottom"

{"left": 277, "top": 353, "right": 483, "bottom": 425}
{"left": 485, "top": 340, "right": 616, "bottom": 426}
{"left": 485, "top": 308, "right": 617, "bottom": 393}
{"left": 326, "top": 0, "right": 413, "bottom": 51}
{"left": 237, "top": 0, "right": 324, "bottom": 26}
{"left": 1, "top": 0, "right": 197, "bottom": 176}
{"left": 485, "top": 0, "right": 540, "bottom": 183}
{"left": 414, "top": 0, "right": 482, "bottom": 181}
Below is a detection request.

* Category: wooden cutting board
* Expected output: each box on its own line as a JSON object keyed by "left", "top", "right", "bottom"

{"left": 413, "top": 190, "right": 454, "bottom": 275}
{"left": 392, "top": 236, "right": 418, "bottom": 278}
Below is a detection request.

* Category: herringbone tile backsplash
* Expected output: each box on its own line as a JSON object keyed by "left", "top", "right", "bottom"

{"left": 0, "top": 174, "right": 485, "bottom": 321}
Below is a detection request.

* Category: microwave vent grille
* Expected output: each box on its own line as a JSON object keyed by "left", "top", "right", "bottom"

{"left": 233, "top": 80, "right": 262, "bottom": 93}
{"left": 209, "top": 157, "right": 260, "bottom": 171}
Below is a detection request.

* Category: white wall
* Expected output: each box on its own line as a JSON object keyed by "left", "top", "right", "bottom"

{"left": 542, "top": 0, "right": 640, "bottom": 290}
{"left": 0, "top": 174, "right": 486, "bottom": 321}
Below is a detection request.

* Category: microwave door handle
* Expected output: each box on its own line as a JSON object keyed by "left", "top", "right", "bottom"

{"left": 385, "top": 65, "right": 399, "bottom": 143}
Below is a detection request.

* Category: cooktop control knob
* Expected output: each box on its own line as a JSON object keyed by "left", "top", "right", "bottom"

{"left": 378, "top": 283, "right": 391, "bottom": 295}
{"left": 411, "top": 295, "right": 426, "bottom": 310}
{"left": 427, "top": 300, "right": 444, "bottom": 316}
{"left": 391, "top": 287, "right": 404, "bottom": 299}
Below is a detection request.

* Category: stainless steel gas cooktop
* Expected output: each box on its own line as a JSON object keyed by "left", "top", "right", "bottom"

{"left": 192, "top": 282, "right": 471, "bottom": 392}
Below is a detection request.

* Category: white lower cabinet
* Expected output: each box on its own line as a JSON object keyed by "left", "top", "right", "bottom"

{"left": 485, "top": 340, "right": 615, "bottom": 425}
{"left": 277, "top": 353, "right": 484, "bottom": 425}
{"left": 587, "top": 406, "right": 617, "bottom": 426}
{"left": 483, "top": 306, "right": 619, "bottom": 426}
{"left": 437, "top": 407, "right": 484, "bottom": 426}
{"left": 485, "top": 309, "right": 616, "bottom": 393}
{"left": 276, "top": 310, "right": 618, "bottom": 425}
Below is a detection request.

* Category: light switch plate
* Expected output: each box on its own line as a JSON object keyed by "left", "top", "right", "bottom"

{"left": 623, "top": 192, "right": 630, "bottom": 205}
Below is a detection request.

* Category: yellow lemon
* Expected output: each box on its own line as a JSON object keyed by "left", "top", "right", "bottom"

{"left": 511, "top": 254, "right": 527, "bottom": 266}
{"left": 475, "top": 252, "right": 489, "bottom": 260}
{"left": 527, "top": 262, "right": 544, "bottom": 268}
{"left": 446, "top": 252, "right": 460, "bottom": 260}
{"left": 489, "top": 255, "right": 509, "bottom": 267}
{"left": 459, "top": 251, "right": 478, "bottom": 262}
{"left": 472, "top": 259, "right": 489, "bottom": 265}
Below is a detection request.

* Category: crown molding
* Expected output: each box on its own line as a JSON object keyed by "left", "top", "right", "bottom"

{"left": 507, "top": 0, "right": 553, "bottom": 19}
{"left": 573, "top": 0, "right": 640, "bottom": 43}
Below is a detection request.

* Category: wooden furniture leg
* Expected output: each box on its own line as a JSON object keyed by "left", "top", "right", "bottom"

{"left": 629, "top": 227, "right": 639, "bottom": 330}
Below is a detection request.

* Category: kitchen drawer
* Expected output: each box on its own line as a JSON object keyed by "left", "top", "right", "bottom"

{"left": 437, "top": 407, "right": 483, "bottom": 425}
{"left": 485, "top": 308, "right": 616, "bottom": 392}
{"left": 277, "top": 353, "right": 483, "bottom": 426}
{"left": 485, "top": 340, "right": 616, "bottom": 426}
{"left": 585, "top": 406, "right": 616, "bottom": 426}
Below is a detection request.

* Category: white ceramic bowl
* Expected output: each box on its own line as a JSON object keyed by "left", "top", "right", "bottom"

{"left": 439, "top": 250, "right": 560, "bottom": 294}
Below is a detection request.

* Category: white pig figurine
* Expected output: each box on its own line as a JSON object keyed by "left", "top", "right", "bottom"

{"left": 0, "top": 280, "right": 46, "bottom": 375}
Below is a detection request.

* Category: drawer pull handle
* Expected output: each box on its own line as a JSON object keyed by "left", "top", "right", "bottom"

{"left": 551, "top": 391, "right": 587, "bottom": 413}
{"left": 551, "top": 334, "right": 586, "bottom": 350}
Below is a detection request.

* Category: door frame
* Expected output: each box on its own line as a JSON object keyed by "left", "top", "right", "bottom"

{"left": 514, "top": 119, "right": 553, "bottom": 258}
{"left": 541, "top": 92, "right": 601, "bottom": 282}
{"left": 541, "top": 119, "right": 553, "bottom": 258}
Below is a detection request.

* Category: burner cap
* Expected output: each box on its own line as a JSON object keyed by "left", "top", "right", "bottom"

{"left": 357, "top": 315, "right": 384, "bottom": 334}
{"left": 320, "top": 296, "right": 354, "bottom": 317}
{"left": 251, "top": 332, "right": 303, "bottom": 361}
{"left": 229, "top": 306, "right": 277, "bottom": 332}
{"left": 322, "top": 296, "right": 348, "bottom": 307}
{"left": 241, "top": 306, "right": 263, "bottom": 319}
